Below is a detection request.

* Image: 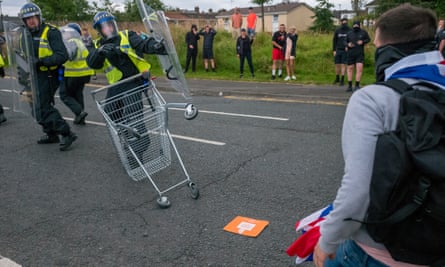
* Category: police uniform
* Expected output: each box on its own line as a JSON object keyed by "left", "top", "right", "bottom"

{"left": 19, "top": 3, "right": 77, "bottom": 151}
{"left": 60, "top": 23, "right": 94, "bottom": 125}
{"left": 86, "top": 11, "right": 166, "bottom": 164}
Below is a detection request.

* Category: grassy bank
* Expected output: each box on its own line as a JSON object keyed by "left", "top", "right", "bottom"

{"left": 145, "top": 25, "right": 377, "bottom": 86}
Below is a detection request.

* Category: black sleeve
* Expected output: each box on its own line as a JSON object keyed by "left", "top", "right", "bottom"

{"left": 333, "top": 30, "right": 338, "bottom": 51}
{"left": 362, "top": 30, "right": 371, "bottom": 45}
{"left": 41, "top": 27, "right": 68, "bottom": 66}
{"left": 128, "top": 30, "right": 164, "bottom": 55}
{"left": 185, "top": 32, "right": 190, "bottom": 45}
{"left": 86, "top": 39, "right": 106, "bottom": 69}
{"left": 236, "top": 37, "right": 241, "bottom": 54}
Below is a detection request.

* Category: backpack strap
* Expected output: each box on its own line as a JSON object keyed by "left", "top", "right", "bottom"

{"left": 378, "top": 78, "right": 442, "bottom": 95}
{"left": 376, "top": 176, "right": 431, "bottom": 225}
{"left": 377, "top": 79, "right": 412, "bottom": 94}
{"left": 345, "top": 176, "right": 432, "bottom": 225}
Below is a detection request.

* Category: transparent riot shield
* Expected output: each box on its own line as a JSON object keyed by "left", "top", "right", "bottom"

{"left": 136, "top": 0, "right": 191, "bottom": 100}
{"left": 59, "top": 26, "right": 81, "bottom": 61}
{"left": 4, "top": 21, "right": 40, "bottom": 121}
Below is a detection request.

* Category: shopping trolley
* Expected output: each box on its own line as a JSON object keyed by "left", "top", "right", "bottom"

{"left": 91, "top": 72, "right": 199, "bottom": 208}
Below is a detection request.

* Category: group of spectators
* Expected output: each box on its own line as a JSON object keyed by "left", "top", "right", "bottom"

{"left": 184, "top": 7, "right": 299, "bottom": 81}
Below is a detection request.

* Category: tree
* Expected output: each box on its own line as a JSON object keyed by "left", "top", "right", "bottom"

{"left": 250, "top": 0, "right": 273, "bottom": 33}
{"left": 375, "top": 0, "right": 445, "bottom": 16}
{"left": 34, "top": 0, "right": 92, "bottom": 21}
{"left": 310, "top": 0, "right": 335, "bottom": 33}
{"left": 119, "top": 0, "right": 165, "bottom": 22}
{"left": 351, "top": 0, "right": 366, "bottom": 14}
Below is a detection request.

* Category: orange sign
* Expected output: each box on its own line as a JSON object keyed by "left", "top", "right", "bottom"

{"left": 224, "top": 216, "right": 269, "bottom": 237}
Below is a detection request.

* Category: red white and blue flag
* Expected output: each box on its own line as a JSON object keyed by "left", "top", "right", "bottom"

{"left": 286, "top": 204, "right": 333, "bottom": 264}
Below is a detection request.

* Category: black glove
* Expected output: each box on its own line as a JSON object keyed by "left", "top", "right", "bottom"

{"left": 35, "top": 59, "right": 44, "bottom": 69}
{"left": 153, "top": 41, "right": 167, "bottom": 55}
{"left": 97, "top": 43, "right": 117, "bottom": 56}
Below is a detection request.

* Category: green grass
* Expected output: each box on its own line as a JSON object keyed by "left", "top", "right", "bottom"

{"left": 143, "top": 25, "right": 377, "bottom": 86}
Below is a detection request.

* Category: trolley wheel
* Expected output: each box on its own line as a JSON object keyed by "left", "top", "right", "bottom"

{"left": 188, "top": 182, "right": 200, "bottom": 199}
{"left": 157, "top": 196, "right": 171, "bottom": 209}
{"left": 184, "top": 104, "right": 198, "bottom": 120}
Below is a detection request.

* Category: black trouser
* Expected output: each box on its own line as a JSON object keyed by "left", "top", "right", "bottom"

{"left": 240, "top": 51, "right": 254, "bottom": 74}
{"left": 36, "top": 70, "right": 71, "bottom": 136}
{"left": 60, "top": 76, "right": 91, "bottom": 116}
{"left": 185, "top": 48, "right": 198, "bottom": 72}
{"left": 0, "top": 104, "right": 3, "bottom": 114}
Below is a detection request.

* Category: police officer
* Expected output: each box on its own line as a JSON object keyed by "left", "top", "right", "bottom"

{"left": 19, "top": 3, "right": 77, "bottom": 151}
{"left": 60, "top": 23, "right": 94, "bottom": 125}
{"left": 87, "top": 11, "right": 166, "bottom": 88}
{"left": 86, "top": 11, "right": 166, "bottom": 165}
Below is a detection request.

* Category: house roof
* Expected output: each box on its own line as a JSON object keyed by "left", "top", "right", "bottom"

{"left": 366, "top": 0, "right": 378, "bottom": 7}
{"left": 216, "top": 2, "right": 313, "bottom": 17}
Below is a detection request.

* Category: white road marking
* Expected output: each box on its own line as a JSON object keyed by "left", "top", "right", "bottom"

{"left": 62, "top": 116, "right": 225, "bottom": 146}
{"left": 169, "top": 107, "right": 289, "bottom": 121}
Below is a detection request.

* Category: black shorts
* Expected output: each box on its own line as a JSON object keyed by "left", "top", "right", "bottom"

{"left": 347, "top": 50, "right": 364, "bottom": 65}
{"left": 334, "top": 50, "right": 347, "bottom": 64}
{"left": 203, "top": 48, "right": 214, "bottom": 59}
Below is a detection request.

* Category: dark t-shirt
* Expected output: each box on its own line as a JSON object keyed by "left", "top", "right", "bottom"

{"left": 272, "top": 30, "right": 286, "bottom": 48}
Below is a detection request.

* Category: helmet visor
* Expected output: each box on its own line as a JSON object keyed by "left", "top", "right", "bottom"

{"left": 98, "top": 20, "right": 118, "bottom": 40}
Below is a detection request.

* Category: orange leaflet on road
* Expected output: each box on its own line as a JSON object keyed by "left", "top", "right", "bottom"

{"left": 223, "top": 216, "right": 269, "bottom": 237}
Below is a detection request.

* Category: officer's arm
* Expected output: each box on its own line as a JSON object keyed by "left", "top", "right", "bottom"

{"left": 86, "top": 45, "right": 106, "bottom": 69}
{"left": 128, "top": 30, "right": 165, "bottom": 55}
{"left": 41, "top": 28, "right": 68, "bottom": 66}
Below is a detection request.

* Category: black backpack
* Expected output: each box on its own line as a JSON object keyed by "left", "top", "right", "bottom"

{"left": 363, "top": 79, "right": 445, "bottom": 266}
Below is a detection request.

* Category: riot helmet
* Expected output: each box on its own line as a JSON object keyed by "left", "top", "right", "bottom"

{"left": 66, "top": 23, "right": 82, "bottom": 35}
{"left": 93, "top": 11, "right": 118, "bottom": 40}
{"left": 19, "top": 3, "right": 42, "bottom": 32}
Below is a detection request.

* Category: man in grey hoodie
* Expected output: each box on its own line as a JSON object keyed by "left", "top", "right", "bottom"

{"left": 314, "top": 4, "right": 440, "bottom": 267}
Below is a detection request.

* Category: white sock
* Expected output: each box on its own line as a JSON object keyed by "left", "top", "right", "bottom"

{"left": 272, "top": 69, "right": 276, "bottom": 75}
{"left": 278, "top": 69, "right": 282, "bottom": 76}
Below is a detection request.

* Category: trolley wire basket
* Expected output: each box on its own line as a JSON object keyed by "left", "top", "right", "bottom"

{"left": 91, "top": 72, "right": 199, "bottom": 208}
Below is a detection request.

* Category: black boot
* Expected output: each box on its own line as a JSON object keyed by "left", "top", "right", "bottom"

{"left": 0, "top": 113, "right": 6, "bottom": 124}
{"left": 37, "top": 134, "right": 60, "bottom": 144}
{"left": 59, "top": 132, "right": 77, "bottom": 151}
{"left": 0, "top": 105, "right": 6, "bottom": 124}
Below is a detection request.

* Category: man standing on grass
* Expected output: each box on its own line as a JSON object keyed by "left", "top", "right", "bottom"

{"left": 333, "top": 18, "right": 350, "bottom": 86}
{"left": 345, "top": 21, "right": 370, "bottom": 92}
{"left": 271, "top": 24, "right": 286, "bottom": 80}
{"left": 199, "top": 25, "right": 217, "bottom": 72}
{"left": 231, "top": 7, "right": 243, "bottom": 40}
{"left": 246, "top": 7, "right": 257, "bottom": 41}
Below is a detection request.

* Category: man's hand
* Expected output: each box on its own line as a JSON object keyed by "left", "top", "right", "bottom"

{"left": 97, "top": 43, "right": 117, "bottom": 56}
{"left": 152, "top": 41, "right": 167, "bottom": 55}
{"left": 314, "top": 242, "right": 335, "bottom": 267}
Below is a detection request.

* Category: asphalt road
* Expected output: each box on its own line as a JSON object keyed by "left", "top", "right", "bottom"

{"left": 0, "top": 77, "right": 348, "bottom": 266}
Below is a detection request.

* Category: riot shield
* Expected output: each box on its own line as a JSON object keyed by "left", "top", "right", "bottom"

{"left": 59, "top": 26, "right": 81, "bottom": 60}
{"left": 136, "top": 0, "right": 191, "bottom": 100}
{"left": 4, "top": 21, "right": 40, "bottom": 121}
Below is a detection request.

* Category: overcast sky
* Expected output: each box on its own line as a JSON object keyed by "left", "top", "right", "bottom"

{"left": 2, "top": 0, "right": 352, "bottom": 17}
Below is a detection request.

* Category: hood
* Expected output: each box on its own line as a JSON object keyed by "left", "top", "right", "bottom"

{"left": 385, "top": 51, "right": 445, "bottom": 88}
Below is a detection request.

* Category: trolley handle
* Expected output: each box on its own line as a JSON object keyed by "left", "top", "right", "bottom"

{"left": 115, "top": 123, "right": 141, "bottom": 141}
{"left": 91, "top": 71, "right": 151, "bottom": 97}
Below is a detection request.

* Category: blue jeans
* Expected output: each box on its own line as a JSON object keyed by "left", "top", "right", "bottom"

{"left": 325, "top": 240, "right": 389, "bottom": 267}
